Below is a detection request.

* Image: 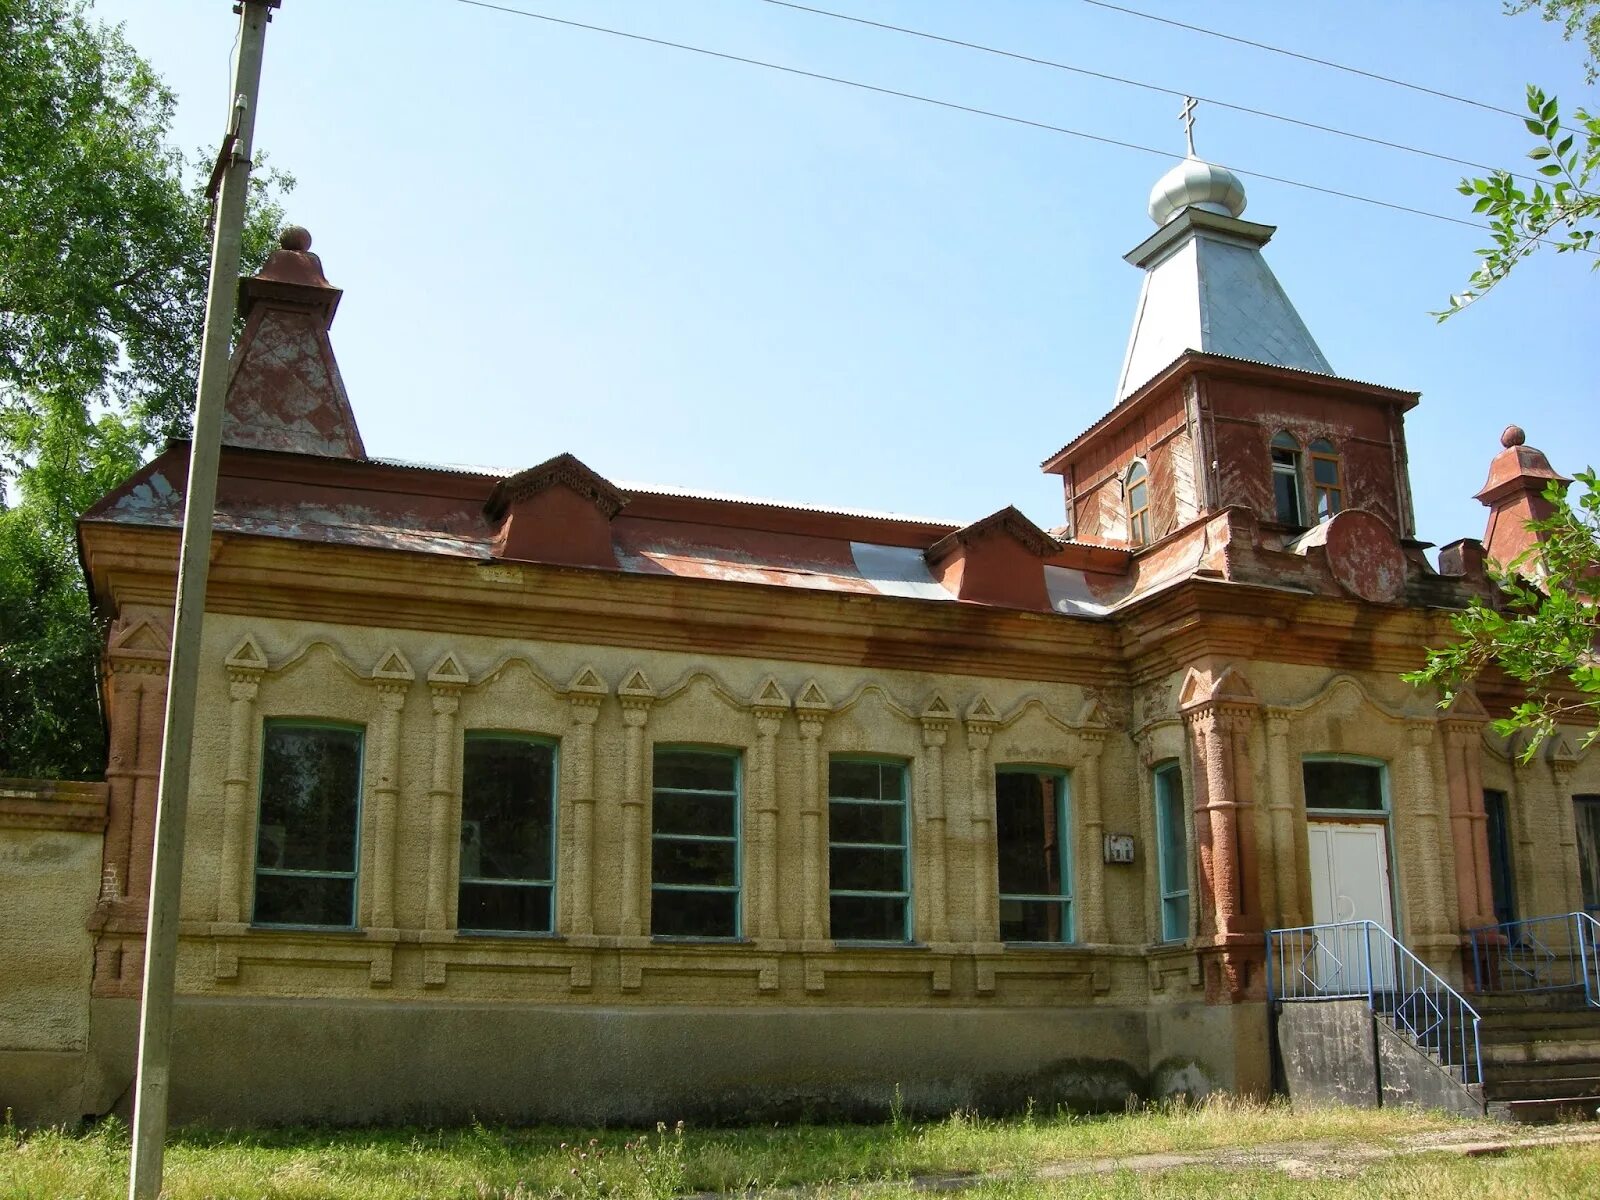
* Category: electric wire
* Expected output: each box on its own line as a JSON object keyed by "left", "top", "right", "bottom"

{"left": 448, "top": 0, "right": 1592, "bottom": 250}
{"left": 1079, "top": 0, "right": 1525, "bottom": 121}
{"left": 759, "top": 0, "right": 1565, "bottom": 192}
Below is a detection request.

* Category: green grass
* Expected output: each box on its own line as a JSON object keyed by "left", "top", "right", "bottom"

{"left": 2, "top": 1097, "right": 1595, "bottom": 1199}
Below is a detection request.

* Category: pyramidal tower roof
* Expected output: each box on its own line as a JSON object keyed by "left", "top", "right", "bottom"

{"left": 1115, "top": 136, "right": 1332, "bottom": 401}
{"left": 221, "top": 226, "right": 365, "bottom": 459}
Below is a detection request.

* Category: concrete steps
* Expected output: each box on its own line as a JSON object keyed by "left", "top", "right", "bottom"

{"left": 1474, "top": 990, "right": 1600, "bottom": 1123}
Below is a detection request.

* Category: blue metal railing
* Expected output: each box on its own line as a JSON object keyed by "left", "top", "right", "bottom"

{"left": 1267, "top": 920, "right": 1483, "bottom": 1087}
{"left": 1468, "top": 912, "right": 1600, "bottom": 1008}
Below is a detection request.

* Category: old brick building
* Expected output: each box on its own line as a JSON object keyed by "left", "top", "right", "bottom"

{"left": 4, "top": 153, "right": 1597, "bottom": 1126}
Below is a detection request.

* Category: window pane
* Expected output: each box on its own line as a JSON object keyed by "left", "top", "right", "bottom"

{"left": 828, "top": 759, "right": 895, "bottom": 801}
{"left": 253, "top": 874, "right": 354, "bottom": 927}
{"left": 830, "top": 845, "right": 904, "bottom": 892}
{"left": 1271, "top": 432, "right": 1299, "bottom": 451}
{"left": 1128, "top": 481, "right": 1147, "bottom": 512}
{"left": 1156, "top": 766, "right": 1188, "bottom": 896}
{"left": 461, "top": 737, "right": 554, "bottom": 882}
{"left": 1575, "top": 796, "right": 1600, "bottom": 912}
{"left": 652, "top": 889, "right": 737, "bottom": 938}
{"left": 653, "top": 790, "right": 736, "bottom": 837}
{"left": 1162, "top": 894, "right": 1190, "bottom": 943}
{"left": 829, "top": 800, "right": 903, "bottom": 845}
{"left": 1000, "top": 897, "right": 1069, "bottom": 942}
{"left": 1312, "top": 456, "right": 1340, "bottom": 485}
{"left": 828, "top": 760, "right": 909, "bottom": 941}
{"left": 1273, "top": 469, "right": 1301, "bottom": 525}
{"left": 653, "top": 750, "right": 736, "bottom": 793}
{"left": 1303, "top": 760, "right": 1385, "bottom": 811}
{"left": 1318, "top": 488, "right": 1342, "bottom": 517}
{"left": 995, "top": 771, "right": 1065, "bottom": 897}
{"left": 652, "top": 838, "right": 737, "bottom": 887}
{"left": 458, "top": 882, "right": 552, "bottom": 933}
{"left": 257, "top": 726, "right": 361, "bottom": 873}
{"left": 830, "top": 894, "right": 905, "bottom": 941}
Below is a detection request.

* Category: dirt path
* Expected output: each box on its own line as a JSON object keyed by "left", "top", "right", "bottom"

{"left": 692, "top": 1124, "right": 1600, "bottom": 1197}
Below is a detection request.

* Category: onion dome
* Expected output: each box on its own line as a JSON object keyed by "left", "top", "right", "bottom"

{"left": 1148, "top": 156, "right": 1248, "bottom": 226}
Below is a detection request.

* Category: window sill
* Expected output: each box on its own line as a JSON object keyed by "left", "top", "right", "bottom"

{"left": 832, "top": 940, "right": 924, "bottom": 950}
{"left": 650, "top": 935, "right": 750, "bottom": 946}
{"left": 455, "top": 928, "right": 564, "bottom": 942}
{"left": 247, "top": 923, "right": 364, "bottom": 936}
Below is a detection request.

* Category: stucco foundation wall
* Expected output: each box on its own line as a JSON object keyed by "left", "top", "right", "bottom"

{"left": 0, "top": 820, "right": 103, "bottom": 1124}
{"left": 82, "top": 997, "right": 1238, "bottom": 1126}
{"left": 1146, "top": 1000, "right": 1270, "bottom": 1098}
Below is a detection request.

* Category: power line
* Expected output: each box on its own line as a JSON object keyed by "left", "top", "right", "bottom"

{"left": 759, "top": 0, "right": 1559, "bottom": 192}
{"left": 1079, "top": 0, "right": 1525, "bottom": 121}
{"left": 446, "top": 0, "right": 1576, "bottom": 246}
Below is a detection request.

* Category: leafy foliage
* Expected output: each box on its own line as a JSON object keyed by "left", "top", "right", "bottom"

{"left": 0, "top": 0, "right": 291, "bottom": 778}
{"left": 1508, "top": 0, "right": 1600, "bottom": 82}
{"left": 1437, "top": 84, "right": 1600, "bottom": 318}
{"left": 1405, "top": 472, "right": 1600, "bottom": 756}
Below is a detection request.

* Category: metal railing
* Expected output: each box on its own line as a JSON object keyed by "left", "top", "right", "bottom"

{"left": 1468, "top": 912, "right": 1600, "bottom": 1008}
{"left": 1267, "top": 920, "right": 1483, "bottom": 1086}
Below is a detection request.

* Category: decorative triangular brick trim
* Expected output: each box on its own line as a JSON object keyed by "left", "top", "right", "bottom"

{"left": 618, "top": 668, "right": 655, "bottom": 699}
{"left": 965, "top": 695, "right": 998, "bottom": 722}
{"left": 371, "top": 647, "right": 415, "bottom": 682}
{"left": 1077, "top": 696, "right": 1111, "bottom": 729}
{"left": 109, "top": 617, "right": 171, "bottom": 657}
{"left": 751, "top": 676, "right": 791, "bottom": 709}
{"left": 1443, "top": 689, "right": 1489, "bottom": 721}
{"left": 224, "top": 633, "right": 267, "bottom": 672}
{"left": 922, "top": 693, "right": 954, "bottom": 720}
{"left": 567, "top": 665, "right": 609, "bottom": 696}
{"left": 427, "top": 652, "right": 469, "bottom": 687}
{"left": 795, "top": 680, "right": 831, "bottom": 712}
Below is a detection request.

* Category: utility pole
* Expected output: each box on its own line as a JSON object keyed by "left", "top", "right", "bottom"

{"left": 128, "top": 3, "right": 281, "bottom": 1197}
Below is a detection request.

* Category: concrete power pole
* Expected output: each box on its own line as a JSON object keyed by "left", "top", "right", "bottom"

{"left": 128, "top": 3, "right": 281, "bottom": 1197}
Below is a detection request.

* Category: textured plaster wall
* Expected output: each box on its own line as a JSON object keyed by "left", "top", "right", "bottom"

{"left": 0, "top": 823, "right": 102, "bottom": 1124}
{"left": 0, "top": 828, "right": 100, "bottom": 1050}
{"left": 164, "top": 613, "right": 1187, "bottom": 1012}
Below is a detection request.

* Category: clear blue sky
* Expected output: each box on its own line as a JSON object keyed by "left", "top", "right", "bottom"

{"left": 100, "top": 0, "right": 1596, "bottom": 549}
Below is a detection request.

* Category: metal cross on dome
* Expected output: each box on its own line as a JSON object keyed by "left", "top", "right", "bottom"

{"left": 1179, "top": 95, "right": 1197, "bottom": 156}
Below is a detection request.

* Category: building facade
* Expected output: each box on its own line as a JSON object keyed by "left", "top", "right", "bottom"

{"left": 4, "top": 156, "right": 1598, "bottom": 1127}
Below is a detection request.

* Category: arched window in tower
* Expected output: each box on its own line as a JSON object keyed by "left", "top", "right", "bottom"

{"left": 1310, "top": 439, "right": 1343, "bottom": 519}
{"left": 1125, "top": 460, "right": 1151, "bottom": 546}
{"left": 1270, "top": 432, "right": 1303, "bottom": 526}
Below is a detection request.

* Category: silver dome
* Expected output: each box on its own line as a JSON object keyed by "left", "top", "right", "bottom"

{"left": 1147, "top": 157, "right": 1247, "bottom": 225}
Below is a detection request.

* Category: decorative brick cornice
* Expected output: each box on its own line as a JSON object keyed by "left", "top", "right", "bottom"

{"left": 484, "top": 452, "right": 627, "bottom": 523}
{"left": 924, "top": 505, "right": 1060, "bottom": 563}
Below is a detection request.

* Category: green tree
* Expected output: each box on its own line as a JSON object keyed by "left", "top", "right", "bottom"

{"left": 0, "top": 0, "right": 290, "bottom": 778}
{"left": 1405, "top": 472, "right": 1600, "bottom": 755}
{"left": 1438, "top": 4, "right": 1599, "bottom": 317}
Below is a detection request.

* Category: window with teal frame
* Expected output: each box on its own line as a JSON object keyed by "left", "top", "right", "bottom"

{"left": 458, "top": 732, "right": 556, "bottom": 934}
{"left": 253, "top": 721, "right": 364, "bottom": 928}
{"left": 828, "top": 759, "right": 910, "bottom": 942}
{"left": 651, "top": 747, "right": 741, "bottom": 939}
{"left": 995, "top": 767, "right": 1072, "bottom": 942}
{"left": 1153, "top": 760, "right": 1190, "bottom": 942}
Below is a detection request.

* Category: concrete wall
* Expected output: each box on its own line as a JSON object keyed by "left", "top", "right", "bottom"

{"left": 0, "top": 781, "right": 108, "bottom": 1125}
{"left": 83, "top": 995, "right": 1258, "bottom": 1127}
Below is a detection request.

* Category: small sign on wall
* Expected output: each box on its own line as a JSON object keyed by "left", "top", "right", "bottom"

{"left": 1103, "top": 833, "right": 1135, "bottom": 864}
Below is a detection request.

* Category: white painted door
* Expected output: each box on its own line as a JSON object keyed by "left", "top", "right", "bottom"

{"left": 1308, "top": 822, "right": 1396, "bottom": 991}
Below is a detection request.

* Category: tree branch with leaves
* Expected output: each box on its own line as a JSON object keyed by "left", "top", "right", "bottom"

{"left": 1405, "top": 471, "right": 1600, "bottom": 756}
{"left": 1437, "top": 84, "right": 1599, "bottom": 318}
